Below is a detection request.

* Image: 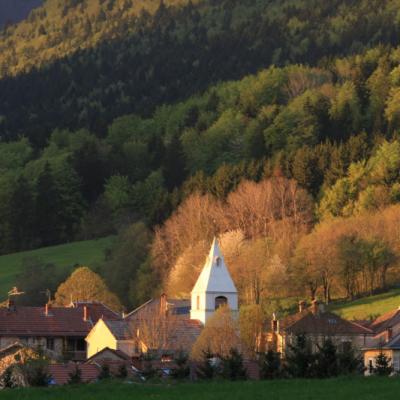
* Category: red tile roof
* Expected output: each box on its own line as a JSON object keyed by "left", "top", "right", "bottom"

{"left": 48, "top": 363, "right": 100, "bottom": 385}
{"left": 272, "top": 309, "right": 372, "bottom": 336}
{"left": 369, "top": 308, "right": 400, "bottom": 334}
{"left": 0, "top": 303, "right": 120, "bottom": 337}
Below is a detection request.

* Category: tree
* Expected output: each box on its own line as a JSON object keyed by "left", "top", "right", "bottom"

{"left": 284, "top": 334, "right": 315, "bottom": 378}
{"left": 314, "top": 339, "right": 338, "bottom": 378}
{"left": 102, "top": 222, "right": 152, "bottom": 309}
{"left": 162, "top": 134, "right": 186, "bottom": 190}
{"left": 191, "top": 306, "right": 242, "bottom": 361}
{"left": 15, "top": 257, "right": 68, "bottom": 306}
{"left": 34, "top": 162, "right": 61, "bottom": 247}
{"left": 260, "top": 350, "right": 281, "bottom": 379}
{"left": 171, "top": 351, "right": 190, "bottom": 380}
{"left": 239, "top": 304, "right": 265, "bottom": 356}
{"left": 374, "top": 350, "right": 392, "bottom": 376}
{"left": 221, "top": 348, "right": 247, "bottom": 381}
{"left": 54, "top": 266, "right": 122, "bottom": 311}
{"left": 196, "top": 349, "right": 217, "bottom": 380}
{"left": 337, "top": 342, "right": 364, "bottom": 375}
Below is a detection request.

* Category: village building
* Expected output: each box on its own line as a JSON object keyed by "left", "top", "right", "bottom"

{"left": 86, "top": 238, "right": 236, "bottom": 359}
{"left": 0, "top": 301, "right": 120, "bottom": 361}
{"left": 361, "top": 307, "right": 400, "bottom": 374}
{"left": 264, "top": 300, "right": 374, "bottom": 356}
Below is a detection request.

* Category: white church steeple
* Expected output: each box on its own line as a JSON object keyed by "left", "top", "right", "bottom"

{"left": 190, "top": 238, "right": 238, "bottom": 324}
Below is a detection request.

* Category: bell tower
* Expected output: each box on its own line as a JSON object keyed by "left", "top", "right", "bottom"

{"left": 190, "top": 238, "right": 238, "bottom": 325}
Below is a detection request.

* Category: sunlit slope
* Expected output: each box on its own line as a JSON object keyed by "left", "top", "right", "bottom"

{"left": 0, "top": 236, "right": 114, "bottom": 298}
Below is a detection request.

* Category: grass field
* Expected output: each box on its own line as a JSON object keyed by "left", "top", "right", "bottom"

{"left": 2, "top": 378, "right": 400, "bottom": 400}
{"left": 0, "top": 237, "right": 114, "bottom": 299}
{"left": 330, "top": 288, "right": 400, "bottom": 320}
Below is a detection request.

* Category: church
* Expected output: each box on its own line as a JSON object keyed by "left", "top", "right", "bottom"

{"left": 85, "top": 238, "right": 238, "bottom": 359}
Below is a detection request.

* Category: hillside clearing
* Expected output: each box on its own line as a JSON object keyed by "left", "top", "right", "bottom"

{"left": 0, "top": 237, "right": 114, "bottom": 299}
{"left": 330, "top": 289, "right": 400, "bottom": 320}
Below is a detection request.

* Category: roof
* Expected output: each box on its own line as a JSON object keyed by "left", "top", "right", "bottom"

{"left": 103, "top": 295, "right": 203, "bottom": 352}
{"left": 164, "top": 318, "right": 202, "bottom": 352}
{"left": 273, "top": 308, "right": 372, "bottom": 336}
{"left": 191, "top": 238, "right": 237, "bottom": 294}
{"left": 103, "top": 320, "right": 134, "bottom": 340}
{"left": 48, "top": 363, "right": 100, "bottom": 385}
{"left": 0, "top": 303, "right": 120, "bottom": 337}
{"left": 86, "top": 347, "right": 131, "bottom": 363}
{"left": 369, "top": 308, "right": 400, "bottom": 334}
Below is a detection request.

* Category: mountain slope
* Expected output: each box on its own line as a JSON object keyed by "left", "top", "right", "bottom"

{"left": 1, "top": 0, "right": 399, "bottom": 145}
{"left": 0, "top": 0, "right": 42, "bottom": 28}
{"left": 0, "top": 0, "right": 195, "bottom": 77}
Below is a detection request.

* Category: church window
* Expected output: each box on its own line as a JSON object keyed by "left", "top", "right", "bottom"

{"left": 197, "top": 296, "right": 200, "bottom": 310}
{"left": 215, "top": 296, "right": 227, "bottom": 310}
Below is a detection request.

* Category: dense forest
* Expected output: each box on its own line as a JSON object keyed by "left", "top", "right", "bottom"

{"left": 1, "top": 0, "right": 400, "bottom": 145}
{"left": 2, "top": 0, "right": 400, "bottom": 311}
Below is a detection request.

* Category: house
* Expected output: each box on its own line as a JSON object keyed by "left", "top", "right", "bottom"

{"left": 86, "top": 238, "right": 236, "bottom": 359}
{"left": 264, "top": 300, "right": 374, "bottom": 356}
{"left": 0, "top": 301, "right": 120, "bottom": 361}
{"left": 361, "top": 307, "right": 400, "bottom": 374}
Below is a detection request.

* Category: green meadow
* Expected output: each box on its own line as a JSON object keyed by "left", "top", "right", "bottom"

{"left": 0, "top": 237, "right": 114, "bottom": 299}
{"left": 2, "top": 378, "right": 400, "bottom": 400}
{"left": 330, "top": 289, "right": 400, "bottom": 320}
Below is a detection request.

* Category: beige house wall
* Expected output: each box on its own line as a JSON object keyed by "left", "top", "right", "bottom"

{"left": 363, "top": 349, "right": 400, "bottom": 375}
{"left": 86, "top": 320, "right": 117, "bottom": 358}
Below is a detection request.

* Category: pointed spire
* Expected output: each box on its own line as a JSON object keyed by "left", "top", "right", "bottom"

{"left": 191, "top": 238, "right": 237, "bottom": 294}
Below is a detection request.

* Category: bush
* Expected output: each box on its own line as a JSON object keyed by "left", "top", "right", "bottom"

{"left": 68, "top": 365, "right": 82, "bottom": 384}
{"left": 98, "top": 364, "right": 111, "bottom": 380}
{"left": 284, "top": 334, "right": 315, "bottom": 378}
{"left": 171, "top": 351, "right": 190, "bottom": 380}
{"left": 221, "top": 348, "right": 247, "bottom": 381}
{"left": 196, "top": 349, "right": 218, "bottom": 380}
{"left": 260, "top": 350, "right": 281, "bottom": 379}
{"left": 117, "top": 364, "right": 128, "bottom": 379}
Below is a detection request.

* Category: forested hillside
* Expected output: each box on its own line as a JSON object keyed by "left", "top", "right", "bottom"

{"left": 1, "top": 0, "right": 400, "bottom": 145}
{"left": 0, "top": 0, "right": 42, "bottom": 28}
{"left": 2, "top": 0, "right": 400, "bottom": 311}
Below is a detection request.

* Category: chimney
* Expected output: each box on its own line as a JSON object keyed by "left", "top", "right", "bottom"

{"left": 311, "top": 299, "right": 319, "bottom": 315}
{"left": 83, "top": 305, "right": 89, "bottom": 322}
{"left": 271, "top": 313, "right": 279, "bottom": 333}
{"left": 298, "top": 300, "right": 306, "bottom": 313}
{"left": 7, "top": 299, "right": 16, "bottom": 312}
{"left": 160, "top": 293, "right": 167, "bottom": 316}
{"left": 45, "top": 303, "right": 50, "bottom": 316}
{"left": 386, "top": 327, "right": 393, "bottom": 342}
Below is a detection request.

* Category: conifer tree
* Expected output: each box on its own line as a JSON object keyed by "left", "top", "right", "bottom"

{"left": 260, "top": 349, "right": 281, "bottom": 379}
{"left": 221, "top": 348, "right": 247, "bottom": 381}
{"left": 284, "top": 334, "right": 315, "bottom": 378}
{"left": 374, "top": 350, "right": 392, "bottom": 376}
{"left": 196, "top": 349, "right": 217, "bottom": 380}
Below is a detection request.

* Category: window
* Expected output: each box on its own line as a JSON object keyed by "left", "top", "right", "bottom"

{"left": 46, "top": 338, "right": 54, "bottom": 351}
{"left": 197, "top": 295, "right": 200, "bottom": 310}
{"left": 215, "top": 257, "right": 221, "bottom": 267}
{"left": 76, "top": 338, "right": 86, "bottom": 352}
{"left": 393, "top": 356, "right": 400, "bottom": 372}
{"left": 215, "top": 296, "right": 227, "bottom": 310}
